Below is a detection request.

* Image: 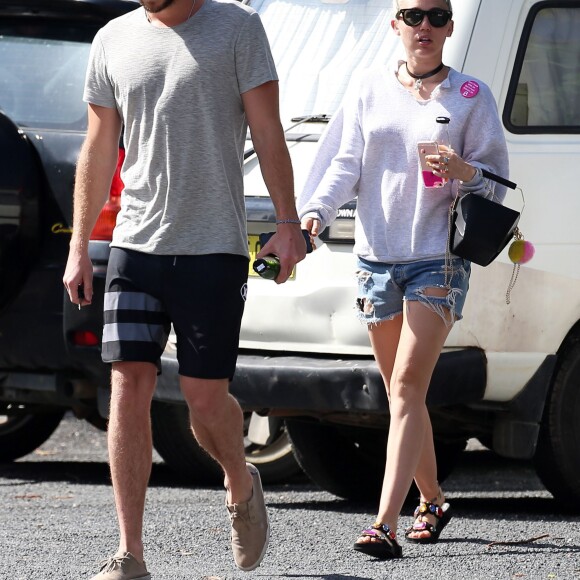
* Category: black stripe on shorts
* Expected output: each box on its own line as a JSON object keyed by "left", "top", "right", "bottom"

{"left": 102, "top": 290, "right": 170, "bottom": 367}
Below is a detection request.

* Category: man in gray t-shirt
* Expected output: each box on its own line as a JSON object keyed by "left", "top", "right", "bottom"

{"left": 63, "top": 1, "right": 307, "bottom": 578}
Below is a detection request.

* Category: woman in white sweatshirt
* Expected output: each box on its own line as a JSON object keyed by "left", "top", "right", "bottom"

{"left": 299, "top": 0, "right": 509, "bottom": 559}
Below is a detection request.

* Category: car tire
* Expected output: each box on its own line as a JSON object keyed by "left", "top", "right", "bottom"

{"left": 534, "top": 342, "right": 580, "bottom": 508}
{"left": 150, "top": 402, "right": 301, "bottom": 484}
{"left": 151, "top": 402, "right": 221, "bottom": 484}
{"left": 0, "top": 407, "right": 65, "bottom": 461}
{"left": 286, "top": 418, "right": 466, "bottom": 502}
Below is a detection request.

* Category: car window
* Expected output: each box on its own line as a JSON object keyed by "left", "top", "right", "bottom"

{"left": 505, "top": 5, "right": 580, "bottom": 133}
{"left": 0, "top": 23, "right": 98, "bottom": 130}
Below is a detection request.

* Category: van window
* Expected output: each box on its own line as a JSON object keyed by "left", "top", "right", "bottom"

{"left": 505, "top": 4, "right": 580, "bottom": 133}
{"left": 248, "top": 0, "right": 401, "bottom": 122}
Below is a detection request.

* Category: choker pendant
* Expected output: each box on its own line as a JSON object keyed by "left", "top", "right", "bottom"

{"left": 405, "top": 62, "right": 445, "bottom": 91}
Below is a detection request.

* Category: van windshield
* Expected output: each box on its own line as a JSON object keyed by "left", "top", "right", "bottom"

{"left": 248, "top": 0, "right": 401, "bottom": 123}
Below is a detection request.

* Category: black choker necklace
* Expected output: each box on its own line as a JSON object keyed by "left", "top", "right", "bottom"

{"left": 405, "top": 62, "right": 445, "bottom": 90}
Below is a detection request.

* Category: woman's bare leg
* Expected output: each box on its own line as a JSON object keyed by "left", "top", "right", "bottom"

{"left": 356, "top": 293, "right": 452, "bottom": 545}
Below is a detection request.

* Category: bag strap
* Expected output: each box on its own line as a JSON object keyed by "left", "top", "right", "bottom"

{"left": 481, "top": 169, "right": 517, "bottom": 190}
{"left": 480, "top": 169, "right": 525, "bottom": 216}
{"left": 505, "top": 229, "right": 523, "bottom": 305}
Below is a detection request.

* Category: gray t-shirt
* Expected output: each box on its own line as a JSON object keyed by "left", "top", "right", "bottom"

{"left": 84, "top": 0, "right": 278, "bottom": 257}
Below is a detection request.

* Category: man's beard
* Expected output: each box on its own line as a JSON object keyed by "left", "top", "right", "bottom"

{"left": 140, "top": 0, "right": 176, "bottom": 14}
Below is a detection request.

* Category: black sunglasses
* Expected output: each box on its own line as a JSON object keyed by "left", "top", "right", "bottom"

{"left": 396, "top": 8, "right": 453, "bottom": 28}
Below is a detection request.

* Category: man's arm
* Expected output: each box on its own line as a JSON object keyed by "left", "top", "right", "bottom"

{"left": 242, "top": 81, "right": 307, "bottom": 283}
{"left": 63, "top": 103, "right": 122, "bottom": 305}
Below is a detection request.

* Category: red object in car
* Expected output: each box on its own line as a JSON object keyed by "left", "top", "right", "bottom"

{"left": 71, "top": 330, "right": 100, "bottom": 347}
{"left": 90, "top": 148, "right": 124, "bottom": 241}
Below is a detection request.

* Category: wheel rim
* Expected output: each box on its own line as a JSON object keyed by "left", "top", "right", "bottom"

{"left": 0, "top": 408, "right": 35, "bottom": 435}
{"left": 243, "top": 412, "right": 294, "bottom": 465}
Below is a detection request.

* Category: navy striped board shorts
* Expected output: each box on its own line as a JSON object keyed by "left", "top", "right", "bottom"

{"left": 102, "top": 248, "right": 249, "bottom": 380}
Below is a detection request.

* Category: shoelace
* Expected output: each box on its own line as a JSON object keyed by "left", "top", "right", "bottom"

{"left": 228, "top": 503, "right": 249, "bottom": 522}
{"left": 99, "top": 554, "right": 130, "bottom": 572}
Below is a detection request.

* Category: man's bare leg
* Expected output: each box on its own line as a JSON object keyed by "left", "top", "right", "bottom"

{"left": 181, "top": 376, "right": 269, "bottom": 571}
{"left": 180, "top": 377, "right": 252, "bottom": 502}
{"left": 108, "top": 361, "right": 157, "bottom": 563}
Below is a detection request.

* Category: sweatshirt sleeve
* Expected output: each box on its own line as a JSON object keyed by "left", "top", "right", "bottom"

{"left": 298, "top": 78, "right": 364, "bottom": 231}
{"left": 455, "top": 82, "right": 510, "bottom": 202}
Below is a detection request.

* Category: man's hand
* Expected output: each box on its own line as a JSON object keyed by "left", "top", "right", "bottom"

{"left": 257, "top": 223, "right": 308, "bottom": 284}
{"left": 63, "top": 247, "right": 94, "bottom": 307}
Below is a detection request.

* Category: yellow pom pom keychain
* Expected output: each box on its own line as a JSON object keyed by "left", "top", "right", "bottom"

{"left": 508, "top": 237, "right": 535, "bottom": 264}
{"left": 506, "top": 228, "right": 535, "bottom": 304}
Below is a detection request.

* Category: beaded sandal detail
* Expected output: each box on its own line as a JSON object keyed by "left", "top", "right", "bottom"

{"left": 404, "top": 500, "right": 452, "bottom": 544}
{"left": 353, "top": 522, "right": 403, "bottom": 559}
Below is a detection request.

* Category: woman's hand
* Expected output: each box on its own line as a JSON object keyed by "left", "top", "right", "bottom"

{"left": 426, "top": 146, "right": 477, "bottom": 182}
{"left": 301, "top": 215, "right": 321, "bottom": 238}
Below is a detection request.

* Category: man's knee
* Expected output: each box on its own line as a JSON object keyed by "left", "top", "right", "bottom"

{"left": 181, "top": 377, "right": 231, "bottom": 419}
{"left": 110, "top": 362, "right": 157, "bottom": 402}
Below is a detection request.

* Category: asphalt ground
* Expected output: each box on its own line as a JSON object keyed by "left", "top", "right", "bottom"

{"left": 1, "top": 415, "right": 579, "bottom": 580}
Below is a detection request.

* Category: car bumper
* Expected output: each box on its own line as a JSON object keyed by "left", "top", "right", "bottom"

{"left": 157, "top": 347, "right": 488, "bottom": 414}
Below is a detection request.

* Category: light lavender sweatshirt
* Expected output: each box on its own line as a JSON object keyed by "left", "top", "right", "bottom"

{"left": 298, "top": 63, "right": 509, "bottom": 263}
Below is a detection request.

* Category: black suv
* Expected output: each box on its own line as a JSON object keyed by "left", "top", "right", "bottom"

{"left": 0, "top": 0, "right": 300, "bottom": 484}
{"left": 0, "top": 0, "right": 139, "bottom": 454}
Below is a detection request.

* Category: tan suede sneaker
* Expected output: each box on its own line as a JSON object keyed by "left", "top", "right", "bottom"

{"left": 90, "top": 552, "right": 151, "bottom": 580}
{"left": 226, "top": 463, "right": 270, "bottom": 571}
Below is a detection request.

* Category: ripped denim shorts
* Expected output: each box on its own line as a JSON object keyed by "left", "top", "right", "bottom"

{"left": 355, "top": 256, "right": 471, "bottom": 326}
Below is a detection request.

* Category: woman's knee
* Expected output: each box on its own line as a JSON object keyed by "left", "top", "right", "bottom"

{"left": 389, "top": 368, "right": 428, "bottom": 408}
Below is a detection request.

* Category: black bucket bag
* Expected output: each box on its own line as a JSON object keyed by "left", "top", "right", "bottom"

{"left": 449, "top": 169, "right": 522, "bottom": 267}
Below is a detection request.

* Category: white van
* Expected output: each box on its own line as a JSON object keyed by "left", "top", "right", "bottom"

{"left": 233, "top": 0, "right": 580, "bottom": 504}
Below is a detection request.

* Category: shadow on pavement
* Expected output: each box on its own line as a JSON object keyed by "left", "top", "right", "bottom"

{"left": 2, "top": 447, "right": 576, "bottom": 519}
{"left": 0, "top": 459, "right": 197, "bottom": 488}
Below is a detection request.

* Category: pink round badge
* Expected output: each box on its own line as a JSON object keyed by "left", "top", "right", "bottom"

{"left": 460, "top": 80, "right": 480, "bottom": 98}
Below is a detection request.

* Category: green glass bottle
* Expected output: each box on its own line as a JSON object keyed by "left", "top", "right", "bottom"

{"left": 252, "top": 255, "right": 280, "bottom": 280}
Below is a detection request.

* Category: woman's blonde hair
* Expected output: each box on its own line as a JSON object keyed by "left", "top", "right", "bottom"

{"left": 392, "top": 1, "right": 453, "bottom": 18}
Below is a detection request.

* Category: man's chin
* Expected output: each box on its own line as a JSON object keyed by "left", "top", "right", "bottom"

{"left": 140, "top": 0, "right": 176, "bottom": 14}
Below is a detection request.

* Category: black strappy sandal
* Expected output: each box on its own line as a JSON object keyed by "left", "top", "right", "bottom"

{"left": 353, "top": 522, "right": 403, "bottom": 559}
{"left": 404, "top": 501, "right": 453, "bottom": 544}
